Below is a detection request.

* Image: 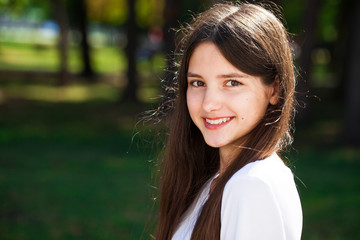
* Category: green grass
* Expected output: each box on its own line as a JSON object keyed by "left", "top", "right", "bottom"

{"left": 0, "top": 41, "right": 165, "bottom": 103}
{"left": 0, "top": 42, "right": 126, "bottom": 74}
{"left": 0, "top": 99, "right": 158, "bottom": 240}
{"left": 0, "top": 82, "right": 359, "bottom": 239}
{"left": 0, "top": 82, "right": 120, "bottom": 103}
{"left": 0, "top": 42, "right": 166, "bottom": 76}
{"left": 292, "top": 148, "right": 360, "bottom": 240}
{"left": 290, "top": 92, "right": 360, "bottom": 240}
{"left": 0, "top": 81, "right": 161, "bottom": 104}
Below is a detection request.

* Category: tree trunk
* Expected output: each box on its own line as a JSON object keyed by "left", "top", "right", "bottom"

{"left": 51, "top": 0, "right": 69, "bottom": 85}
{"left": 76, "top": 0, "right": 94, "bottom": 80}
{"left": 122, "top": 0, "right": 138, "bottom": 102}
{"left": 343, "top": 0, "right": 360, "bottom": 145}
{"left": 332, "top": 0, "right": 352, "bottom": 101}
{"left": 296, "top": 0, "right": 323, "bottom": 122}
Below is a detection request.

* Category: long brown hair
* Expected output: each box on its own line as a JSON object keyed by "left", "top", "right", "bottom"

{"left": 155, "top": 2, "right": 296, "bottom": 239}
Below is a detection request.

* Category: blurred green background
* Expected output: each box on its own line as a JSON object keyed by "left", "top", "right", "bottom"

{"left": 0, "top": 0, "right": 359, "bottom": 239}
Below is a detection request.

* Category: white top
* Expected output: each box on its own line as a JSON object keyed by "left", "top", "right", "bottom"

{"left": 172, "top": 153, "right": 302, "bottom": 240}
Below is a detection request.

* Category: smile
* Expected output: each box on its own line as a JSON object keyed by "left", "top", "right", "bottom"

{"left": 203, "top": 117, "right": 234, "bottom": 129}
{"left": 205, "top": 117, "right": 231, "bottom": 125}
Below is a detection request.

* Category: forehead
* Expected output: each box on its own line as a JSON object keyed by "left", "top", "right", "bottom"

{"left": 188, "top": 42, "right": 244, "bottom": 75}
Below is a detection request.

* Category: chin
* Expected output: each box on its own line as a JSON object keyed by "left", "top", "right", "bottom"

{"left": 204, "top": 139, "right": 227, "bottom": 148}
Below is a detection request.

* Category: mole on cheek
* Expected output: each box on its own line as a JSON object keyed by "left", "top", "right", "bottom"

{"left": 241, "top": 117, "right": 244, "bottom": 120}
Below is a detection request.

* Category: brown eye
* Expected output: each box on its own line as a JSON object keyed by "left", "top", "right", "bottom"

{"left": 225, "top": 80, "right": 241, "bottom": 87}
{"left": 191, "top": 80, "right": 205, "bottom": 87}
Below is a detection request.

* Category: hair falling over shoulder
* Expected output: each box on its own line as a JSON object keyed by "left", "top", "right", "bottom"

{"left": 153, "top": 2, "right": 296, "bottom": 239}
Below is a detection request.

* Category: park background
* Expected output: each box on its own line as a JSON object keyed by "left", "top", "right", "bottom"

{"left": 0, "top": 0, "right": 359, "bottom": 239}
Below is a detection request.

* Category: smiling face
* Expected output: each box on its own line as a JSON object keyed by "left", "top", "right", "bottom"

{"left": 186, "top": 42, "right": 279, "bottom": 161}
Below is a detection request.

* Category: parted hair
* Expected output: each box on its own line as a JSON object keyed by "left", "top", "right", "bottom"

{"left": 155, "top": 2, "right": 296, "bottom": 239}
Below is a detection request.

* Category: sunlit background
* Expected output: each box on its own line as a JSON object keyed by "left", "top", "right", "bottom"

{"left": 0, "top": 0, "right": 359, "bottom": 239}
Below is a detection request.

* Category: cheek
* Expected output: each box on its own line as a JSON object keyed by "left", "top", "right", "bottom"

{"left": 236, "top": 96, "right": 268, "bottom": 121}
{"left": 186, "top": 91, "right": 199, "bottom": 119}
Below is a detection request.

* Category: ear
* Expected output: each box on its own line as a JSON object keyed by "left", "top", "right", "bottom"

{"left": 269, "top": 75, "right": 280, "bottom": 105}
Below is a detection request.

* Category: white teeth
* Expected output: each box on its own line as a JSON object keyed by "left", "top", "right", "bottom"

{"left": 205, "top": 117, "right": 231, "bottom": 125}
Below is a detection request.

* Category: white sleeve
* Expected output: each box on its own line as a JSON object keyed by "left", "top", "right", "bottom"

{"left": 220, "top": 176, "right": 286, "bottom": 240}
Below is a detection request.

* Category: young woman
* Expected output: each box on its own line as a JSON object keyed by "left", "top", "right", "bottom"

{"left": 154, "top": 2, "right": 302, "bottom": 240}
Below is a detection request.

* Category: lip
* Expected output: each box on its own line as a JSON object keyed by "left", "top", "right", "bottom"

{"left": 203, "top": 116, "right": 234, "bottom": 130}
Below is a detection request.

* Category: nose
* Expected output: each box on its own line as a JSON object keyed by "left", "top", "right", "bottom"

{"left": 202, "top": 88, "right": 222, "bottom": 113}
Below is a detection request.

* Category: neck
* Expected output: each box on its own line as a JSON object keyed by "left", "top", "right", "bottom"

{"left": 219, "top": 144, "right": 241, "bottom": 174}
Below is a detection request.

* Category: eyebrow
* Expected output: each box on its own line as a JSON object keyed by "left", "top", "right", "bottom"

{"left": 187, "top": 72, "right": 247, "bottom": 79}
{"left": 217, "top": 73, "right": 247, "bottom": 79}
{"left": 187, "top": 72, "right": 202, "bottom": 78}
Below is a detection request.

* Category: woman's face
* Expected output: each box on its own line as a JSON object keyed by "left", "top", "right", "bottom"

{"left": 186, "top": 42, "right": 278, "bottom": 156}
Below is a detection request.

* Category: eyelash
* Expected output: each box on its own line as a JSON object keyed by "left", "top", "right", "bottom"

{"left": 189, "top": 80, "right": 242, "bottom": 87}
{"left": 225, "top": 80, "right": 242, "bottom": 87}
{"left": 189, "top": 80, "right": 205, "bottom": 87}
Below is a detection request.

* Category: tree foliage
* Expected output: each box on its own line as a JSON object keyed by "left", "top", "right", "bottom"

{"left": 0, "top": 0, "right": 52, "bottom": 20}
{"left": 135, "top": 0, "right": 164, "bottom": 28}
{"left": 85, "top": 0, "right": 128, "bottom": 25}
